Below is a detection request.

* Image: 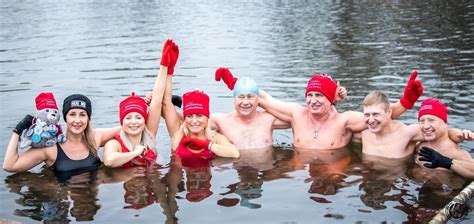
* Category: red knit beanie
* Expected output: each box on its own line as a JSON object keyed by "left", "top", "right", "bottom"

{"left": 35, "top": 92, "right": 58, "bottom": 110}
{"left": 418, "top": 98, "right": 448, "bottom": 123}
{"left": 183, "top": 90, "right": 210, "bottom": 118}
{"left": 119, "top": 92, "right": 148, "bottom": 124}
{"left": 305, "top": 74, "right": 337, "bottom": 104}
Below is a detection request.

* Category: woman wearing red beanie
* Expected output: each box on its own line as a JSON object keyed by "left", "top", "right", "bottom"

{"left": 161, "top": 67, "right": 239, "bottom": 163}
{"left": 102, "top": 39, "right": 179, "bottom": 168}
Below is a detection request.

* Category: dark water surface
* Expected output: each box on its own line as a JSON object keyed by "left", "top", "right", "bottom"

{"left": 1, "top": 0, "right": 473, "bottom": 223}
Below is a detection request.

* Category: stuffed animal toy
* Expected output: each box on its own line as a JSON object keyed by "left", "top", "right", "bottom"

{"left": 19, "top": 92, "right": 66, "bottom": 150}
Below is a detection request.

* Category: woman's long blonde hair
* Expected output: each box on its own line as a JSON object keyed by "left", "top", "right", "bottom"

{"left": 119, "top": 126, "right": 156, "bottom": 153}
{"left": 83, "top": 123, "right": 98, "bottom": 157}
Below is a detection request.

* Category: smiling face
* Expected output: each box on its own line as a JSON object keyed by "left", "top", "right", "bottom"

{"left": 122, "top": 112, "right": 146, "bottom": 136}
{"left": 306, "top": 91, "right": 332, "bottom": 115}
{"left": 66, "top": 108, "right": 89, "bottom": 135}
{"left": 418, "top": 114, "right": 447, "bottom": 141}
{"left": 184, "top": 114, "right": 208, "bottom": 136}
{"left": 234, "top": 93, "right": 258, "bottom": 117}
{"left": 363, "top": 104, "right": 391, "bottom": 133}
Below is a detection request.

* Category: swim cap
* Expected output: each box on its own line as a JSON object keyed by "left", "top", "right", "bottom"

{"left": 418, "top": 98, "right": 448, "bottom": 123}
{"left": 183, "top": 90, "right": 210, "bottom": 118}
{"left": 119, "top": 92, "right": 148, "bottom": 125}
{"left": 233, "top": 77, "right": 260, "bottom": 97}
{"left": 305, "top": 74, "right": 337, "bottom": 104}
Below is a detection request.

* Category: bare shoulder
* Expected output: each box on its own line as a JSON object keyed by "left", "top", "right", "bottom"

{"left": 104, "top": 139, "right": 121, "bottom": 153}
{"left": 210, "top": 112, "right": 226, "bottom": 119}
{"left": 43, "top": 144, "right": 58, "bottom": 159}
{"left": 211, "top": 112, "right": 234, "bottom": 123}
{"left": 210, "top": 112, "right": 232, "bottom": 130}
{"left": 403, "top": 123, "right": 420, "bottom": 133}
{"left": 104, "top": 138, "right": 119, "bottom": 147}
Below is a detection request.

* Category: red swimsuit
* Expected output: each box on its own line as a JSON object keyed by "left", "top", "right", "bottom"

{"left": 114, "top": 135, "right": 157, "bottom": 168}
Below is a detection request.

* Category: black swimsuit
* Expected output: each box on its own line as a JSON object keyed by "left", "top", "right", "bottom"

{"left": 50, "top": 143, "right": 100, "bottom": 173}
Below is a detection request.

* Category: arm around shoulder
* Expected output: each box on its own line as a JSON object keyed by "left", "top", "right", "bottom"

{"left": 345, "top": 111, "right": 367, "bottom": 133}
{"left": 94, "top": 126, "right": 121, "bottom": 147}
{"left": 258, "top": 89, "right": 298, "bottom": 123}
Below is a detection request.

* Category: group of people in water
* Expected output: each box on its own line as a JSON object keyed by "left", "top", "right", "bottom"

{"left": 3, "top": 39, "right": 473, "bottom": 182}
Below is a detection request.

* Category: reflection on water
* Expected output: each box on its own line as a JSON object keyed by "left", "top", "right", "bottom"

{"left": 3, "top": 147, "right": 470, "bottom": 223}
{"left": 5, "top": 169, "right": 100, "bottom": 222}
{"left": 1, "top": 0, "right": 474, "bottom": 223}
{"left": 184, "top": 164, "right": 213, "bottom": 203}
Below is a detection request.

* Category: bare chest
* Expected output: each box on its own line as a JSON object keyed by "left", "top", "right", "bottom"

{"left": 361, "top": 131, "right": 414, "bottom": 158}
{"left": 292, "top": 118, "right": 352, "bottom": 149}
{"left": 220, "top": 120, "right": 273, "bottom": 149}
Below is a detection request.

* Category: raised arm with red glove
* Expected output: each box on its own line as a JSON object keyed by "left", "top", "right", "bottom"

{"left": 400, "top": 70, "right": 423, "bottom": 109}
{"left": 160, "top": 39, "right": 179, "bottom": 75}
{"left": 160, "top": 39, "right": 172, "bottom": 67}
{"left": 215, "top": 67, "right": 238, "bottom": 90}
{"left": 168, "top": 41, "right": 179, "bottom": 75}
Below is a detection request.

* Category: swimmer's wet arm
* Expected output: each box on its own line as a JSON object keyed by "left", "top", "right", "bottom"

{"left": 212, "top": 134, "right": 240, "bottom": 158}
{"left": 162, "top": 75, "right": 183, "bottom": 136}
{"left": 447, "top": 128, "right": 464, "bottom": 143}
{"left": 3, "top": 134, "right": 48, "bottom": 172}
{"left": 95, "top": 126, "right": 121, "bottom": 147}
{"left": 103, "top": 140, "right": 142, "bottom": 167}
{"left": 409, "top": 124, "right": 425, "bottom": 142}
{"left": 148, "top": 40, "right": 179, "bottom": 136}
{"left": 389, "top": 101, "right": 408, "bottom": 119}
{"left": 345, "top": 111, "right": 367, "bottom": 133}
{"left": 272, "top": 118, "right": 291, "bottom": 129}
{"left": 258, "top": 89, "right": 296, "bottom": 123}
{"left": 147, "top": 64, "right": 169, "bottom": 137}
{"left": 450, "top": 159, "right": 474, "bottom": 179}
{"left": 447, "top": 128, "right": 474, "bottom": 143}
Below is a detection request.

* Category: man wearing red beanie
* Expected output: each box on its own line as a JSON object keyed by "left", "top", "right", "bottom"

{"left": 416, "top": 98, "right": 474, "bottom": 178}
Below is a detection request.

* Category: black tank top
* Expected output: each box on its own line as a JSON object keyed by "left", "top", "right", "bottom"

{"left": 50, "top": 143, "right": 100, "bottom": 173}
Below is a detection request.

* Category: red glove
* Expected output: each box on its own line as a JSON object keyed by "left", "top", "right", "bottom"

{"left": 134, "top": 148, "right": 157, "bottom": 165}
{"left": 215, "top": 67, "right": 238, "bottom": 90}
{"left": 400, "top": 70, "right": 423, "bottom": 109}
{"left": 160, "top": 39, "right": 172, "bottom": 67}
{"left": 182, "top": 136, "right": 211, "bottom": 150}
{"left": 168, "top": 41, "right": 179, "bottom": 75}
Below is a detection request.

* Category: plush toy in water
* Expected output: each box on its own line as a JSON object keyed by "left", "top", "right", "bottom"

{"left": 19, "top": 92, "right": 66, "bottom": 150}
